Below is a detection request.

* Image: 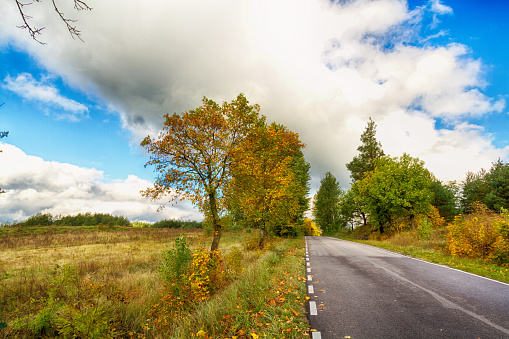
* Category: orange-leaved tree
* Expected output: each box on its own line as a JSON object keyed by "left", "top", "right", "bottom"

{"left": 141, "top": 94, "right": 263, "bottom": 251}
{"left": 227, "top": 122, "right": 305, "bottom": 248}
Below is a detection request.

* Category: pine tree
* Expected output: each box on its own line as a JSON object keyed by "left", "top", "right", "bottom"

{"left": 312, "top": 172, "right": 342, "bottom": 235}
{"left": 346, "top": 117, "right": 385, "bottom": 183}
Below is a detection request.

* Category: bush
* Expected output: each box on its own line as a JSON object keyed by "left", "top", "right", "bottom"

{"left": 159, "top": 234, "right": 193, "bottom": 297}
{"left": 446, "top": 203, "right": 509, "bottom": 264}
{"left": 302, "top": 218, "right": 321, "bottom": 236}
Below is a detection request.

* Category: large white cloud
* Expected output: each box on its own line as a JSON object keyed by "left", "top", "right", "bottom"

{"left": 1, "top": 0, "right": 507, "bottom": 192}
{"left": 0, "top": 143, "right": 201, "bottom": 223}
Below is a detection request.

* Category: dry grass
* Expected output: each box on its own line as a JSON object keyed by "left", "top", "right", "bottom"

{"left": 0, "top": 227, "right": 309, "bottom": 338}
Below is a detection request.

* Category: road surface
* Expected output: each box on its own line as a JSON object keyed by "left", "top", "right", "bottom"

{"left": 305, "top": 236, "right": 509, "bottom": 339}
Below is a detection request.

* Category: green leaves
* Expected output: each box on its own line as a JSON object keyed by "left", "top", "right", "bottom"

{"left": 312, "top": 172, "right": 343, "bottom": 235}
{"left": 354, "top": 153, "right": 433, "bottom": 232}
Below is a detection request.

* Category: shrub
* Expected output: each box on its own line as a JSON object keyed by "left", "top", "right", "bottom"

{"left": 302, "top": 218, "right": 321, "bottom": 236}
{"left": 446, "top": 203, "right": 508, "bottom": 264}
{"left": 159, "top": 233, "right": 193, "bottom": 297}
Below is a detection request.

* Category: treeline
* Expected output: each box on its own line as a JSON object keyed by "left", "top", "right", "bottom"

{"left": 312, "top": 118, "right": 509, "bottom": 265}
{"left": 9, "top": 212, "right": 202, "bottom": 229}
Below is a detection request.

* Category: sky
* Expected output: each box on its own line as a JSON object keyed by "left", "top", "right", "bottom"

{"left": 0, "top": 0, "right": 508, "bottom": 223}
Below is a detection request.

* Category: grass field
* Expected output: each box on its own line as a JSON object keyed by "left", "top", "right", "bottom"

{"left": 0, "top": 226, "right": 309, "bottom": 338}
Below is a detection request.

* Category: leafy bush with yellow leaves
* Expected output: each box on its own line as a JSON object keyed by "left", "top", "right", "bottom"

{"left": 446, "top": 203, "right": 509, "bottom": 265}
{"left": 302, "top": 218, "right": 321, "bottom": 236}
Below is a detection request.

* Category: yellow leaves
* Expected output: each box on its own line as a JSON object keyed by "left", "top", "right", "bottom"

{"left": 196, "top": 330, "right": 206, "bottom": 337}
{"left": 250, "top": 332, "right": 259, "bottom": 339}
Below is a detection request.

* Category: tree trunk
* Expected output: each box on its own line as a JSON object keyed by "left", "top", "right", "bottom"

{"left": 208, "top": 191, "right": 222, "bottom": 251}
{"left": 361, "top": 212, "right": 367, "bottom": 226}
{"left": 410, "top": 214, "right": 415, "bottom": 230}
{"left": 258, "top": 227, "right": 266, "bottom": 249}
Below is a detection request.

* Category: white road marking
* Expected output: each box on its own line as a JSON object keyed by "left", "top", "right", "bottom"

{"left": 311, "top": 331, "right": 322, "bottom": 339}
{"left": 307, "top": 262, "right": 310, "bottom": 267}
{"left": 307, "top": 268, "right": 311, "bottom": 273}
{"left": 308, "top": 285, "right": 314, "bottom": 294}
{"left": 308, "top": 275, "right": 312, "bottom": 281}
{"left": 309, "top": 301, "right": 318, "bottom": 315}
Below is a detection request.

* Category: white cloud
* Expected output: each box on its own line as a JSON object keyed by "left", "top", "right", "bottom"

{"left": 3, "top": 73, "right": 89, "bottom": 121}
{"left": 430, "top": 0, "right": 453, "bottom": 15}
{"left": 0, "top": 143, "right": 201, "bottom": 223}
{"left": 0, "top": 0, "right": 507, "bottom": 193}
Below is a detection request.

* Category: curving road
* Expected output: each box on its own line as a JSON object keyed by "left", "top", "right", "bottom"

{"left": 305, "top": 236, "right": 509, "bottom": 339}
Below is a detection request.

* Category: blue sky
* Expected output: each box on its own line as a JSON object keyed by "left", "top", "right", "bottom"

{"left": 0, "top": 0, "right": 508, "bottom": 223}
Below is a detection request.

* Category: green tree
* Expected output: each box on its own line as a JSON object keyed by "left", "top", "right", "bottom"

{"left": 142, "top": 94, "right": 263, "bottom": 251}
{"left": 484, "top": 159, "right": 509, "bottom": 212}
{"left": 346, "top": 117, "right": 385, "bottom": 183}
{"left": 312, "top": 172, "right": 343, "bottom": 235}
{"left": 461, "top": 169, "right": 490, "bottom": 213}
{"left": 345, "top": 117, "right": 385, "bottom": 225}
{"left": 355, "top": 154, "right": 433, "bottom": 233}
{"left": 430, "top": 180, "right": 459, "bottom": 222}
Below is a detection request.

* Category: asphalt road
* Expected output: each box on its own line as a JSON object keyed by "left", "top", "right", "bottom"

{"left": 305, "top": 236, "right": 509, "bottom": 339}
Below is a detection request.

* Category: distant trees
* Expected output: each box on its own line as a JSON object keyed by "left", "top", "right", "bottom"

{"left": 461, "top": 160, "right": 509, "bottom": 213}
{"left": 312, "top": 172, "right": 343, "bottom": 235}
{"left": 18, "top": 212, "right": 130, "bottom": 227}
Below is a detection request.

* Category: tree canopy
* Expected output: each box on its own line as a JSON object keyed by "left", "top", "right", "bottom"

{"left": 354, "top": 153, "right": 433, "bottom": 233}
{"left": 226, "top": 122, "right": 305, "bottom": 247}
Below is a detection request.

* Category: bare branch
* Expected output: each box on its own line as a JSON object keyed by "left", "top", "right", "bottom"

{"left": 15, "top": 0, "right": 92, "bottom": 44}
{"left": 15, "top": 0, "right": 46, "bottom": 44}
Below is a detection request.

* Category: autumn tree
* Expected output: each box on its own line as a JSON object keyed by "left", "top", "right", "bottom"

{"left": 226, "top": 122, "right": 305, "bottom": 247}
{"left": 142, "top": 94, "right": 263, "bottom": 251}
{"left": 354, "top": 154, "right": 433, "bottom": 233}
{"left": 312, "top": 172, "right": 343, "bottom": 235}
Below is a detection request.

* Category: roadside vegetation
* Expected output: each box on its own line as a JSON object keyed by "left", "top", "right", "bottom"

{"left": 0, "top": 226, "right": 310, "bottom": 338}
{"left": 312, "top": 118, "right": 509, "bottom": 283}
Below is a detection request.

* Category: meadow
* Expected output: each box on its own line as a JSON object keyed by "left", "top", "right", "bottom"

{"left": 0, "top": 226, "right": 309, "bottom": 338}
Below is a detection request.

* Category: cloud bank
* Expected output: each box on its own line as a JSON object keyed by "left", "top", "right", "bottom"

{"left": 1, "top": 0, "right": 508, "bottom": 220}
{"left": 0, "top": 143, "right": 200, "bottom": 223}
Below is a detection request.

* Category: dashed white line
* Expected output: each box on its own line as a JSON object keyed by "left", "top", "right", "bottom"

{"left": 311, "top": 331, "right": 322, "bottom": 339}
{"left": 308, "top": 275, "right": 312, "bottom": 281}
{"left": 307, "top": 268, "right": 311, "bottom": 273}
{"left": 309, "top": 301, "right": 318, "bottom": 315}
{"left": 308, "top": 285, "right": 314, "bottom": 294}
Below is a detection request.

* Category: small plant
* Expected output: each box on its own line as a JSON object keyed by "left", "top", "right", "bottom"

{"left": 418, "top": 217, "right": 433, "bottom": 240}
{"left": 159, "top": 233, "right": 193, "bottom": 297}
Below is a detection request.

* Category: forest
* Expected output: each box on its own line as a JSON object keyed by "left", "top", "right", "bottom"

{"left": 312, "top": 118, "right": 509, "bottom": 267}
